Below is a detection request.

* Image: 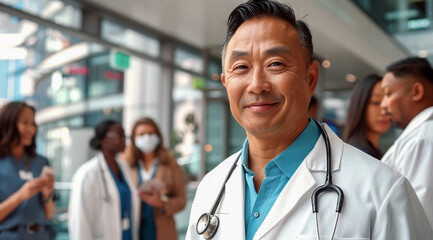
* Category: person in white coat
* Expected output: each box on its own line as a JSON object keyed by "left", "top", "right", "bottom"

{"left": 380, "top": 57, "right": 433, "bottom": 229}
{"left": 68, "top": 120, "right": 140, "bottom": 240}
{"left": 186, "top": 1, "right": 433, "bottom": 239}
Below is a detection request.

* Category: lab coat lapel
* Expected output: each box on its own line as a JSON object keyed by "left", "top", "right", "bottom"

{"left": 254, "top": 125, "right": 342, "bottom": 239}
{"left": 254, "top": 163, "right": 316, "bottom": 239}
{"left": 97, "top": 153, "right": 121, "bottom": 227}
{"left": 224, "top": 157, "right": 246, "bottom": 240}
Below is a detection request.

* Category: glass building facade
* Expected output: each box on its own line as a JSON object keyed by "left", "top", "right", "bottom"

{"left": 0, "top": 1, "right": 247, "bottom": 239}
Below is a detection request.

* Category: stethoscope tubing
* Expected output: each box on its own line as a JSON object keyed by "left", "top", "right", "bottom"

{"left": 97, "top": 154, "right": 112, "bottom": 203}
{"left": 196, "top": 119, "right": 344, "bottom": 239}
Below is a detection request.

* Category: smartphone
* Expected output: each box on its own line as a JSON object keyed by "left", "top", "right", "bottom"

{"left": 139, "top": 179, "right": 164, "bottom": 193}
{"left": 41, "top": 166, "right": 55, "bottom": 177}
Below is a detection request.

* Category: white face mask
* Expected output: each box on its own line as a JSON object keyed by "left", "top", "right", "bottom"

{"left": 135, "top": 134, "right": 160, "bottom": 153}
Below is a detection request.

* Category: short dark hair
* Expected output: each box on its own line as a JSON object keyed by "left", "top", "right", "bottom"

{"left": 89, "top": 119, "right": 120, "bottom": 150}
{"left": 386, "top": 57, "right": 433, "bottom": 83}
{"left": 222, "top": 0, "right": 313, "bottom": 67}
{"left": 344, "top": 74, "right": 383, "bottom": 159}
{"left": 0, "top": 101, "right": 37, "bottom": 158}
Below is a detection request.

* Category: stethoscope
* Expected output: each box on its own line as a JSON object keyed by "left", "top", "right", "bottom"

{"left": 97, "top": 154, "right": 112, "bottom": 203}
{"left": 196, "top": 119, "right": 344, "bottom": 240}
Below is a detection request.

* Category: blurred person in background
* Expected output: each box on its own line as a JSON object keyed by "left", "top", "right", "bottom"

{"left": 344, "top": 74, "right": 391, "bottom": 159}
{"left": 123, "top": 117, "right": 186, "bottom": 240}
{"left": 381, "top": 57, "right": 433, "bottom": 228}
{"left": 0, "top": 101, "right": 56, "bottom": 240}
{"left": 68, "top": 119, "right": 140, "bottom": 240}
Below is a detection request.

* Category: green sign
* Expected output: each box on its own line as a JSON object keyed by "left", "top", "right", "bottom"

{"left": 192, "top": 77, "right": 206, "bottom": 90}
{"left": 110, "top": 49, "right": 130, "bottom": 70}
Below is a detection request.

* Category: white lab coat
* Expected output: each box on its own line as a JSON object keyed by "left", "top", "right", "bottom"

{"left": 186, "top": 125, "right": 433, "bottom": 240}
{"left": 68, "top": 153, "right": 140, "bottom": 240}
{"left": 382, "top": 106, "right": 433, "bottom": 229}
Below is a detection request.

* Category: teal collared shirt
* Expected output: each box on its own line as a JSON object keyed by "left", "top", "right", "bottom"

{"left": 241, "top": 119, "right": 320, "bottom": 240}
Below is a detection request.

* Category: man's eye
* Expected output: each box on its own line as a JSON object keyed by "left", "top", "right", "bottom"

{"left": 234, "top": 65, "right": 247, "bottom": 70}
{"left": 270, "top": 62, "right": 283, "bottom": 67}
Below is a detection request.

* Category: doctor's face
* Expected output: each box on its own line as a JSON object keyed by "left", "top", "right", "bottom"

{"left": 221, "top": 17, "right": 318, "bottom": 138}
{"left": 381, "top": 72, "right": 413, "bottom": 129}
{"left": 102, "top": 123, "right": 126, "bottom": 153}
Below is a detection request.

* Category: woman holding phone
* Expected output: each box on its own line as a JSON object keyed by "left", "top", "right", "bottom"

{"left": 123, "top": 117, "right": 186, "bottom": 240}
{"left": 0, "top": 101, "right": 56, "bottom": 239}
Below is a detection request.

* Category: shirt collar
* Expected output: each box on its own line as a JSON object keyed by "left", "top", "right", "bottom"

{"left": 241, "top": 118, "right": 321, "bottom": 178}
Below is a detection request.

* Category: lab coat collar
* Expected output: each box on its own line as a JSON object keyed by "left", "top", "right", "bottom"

{"left": 305, "top": 124, "right": 343, "bottom": 172}
{"left": 399, "top": 106, "right": 433, "bottom": 140}
{"left": 254, "top": 124, "right": 343, "bottom": 239}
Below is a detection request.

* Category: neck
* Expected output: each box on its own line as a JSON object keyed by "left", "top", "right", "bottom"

{"left": 246, "top": 119, "right": 308, "bottom": 191}
{"left": 11, "top": 145, "right": 25, "bottom": 161}
{"left": 365, "top": 130, "right": 380, "bottom": 149}
{"left": 141, "top": 152, "right": 155, "bottom": 170}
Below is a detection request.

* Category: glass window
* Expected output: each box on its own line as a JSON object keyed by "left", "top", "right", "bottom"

{"left": 206, "top": 57, "right": 223, "bottom": 88}
{"left": 205, "top": 101, "right": 225, "bottom": 172}
{"left": 0, "top": 0, "right": 82, "bottom": 29}
{"left": 352, "top": 0, "right": 430, "bottom": 32}
{"left": 88, "top": 54, "right": 124, "bottom": 98}
{"left": 174, "top": 47, "right": 204, "bottom": 73}
{"left": 101, "top": 19, "right": 160, "bottom": 58}
{"left": 172, "top": 70, "right": 203, "bottom": 181}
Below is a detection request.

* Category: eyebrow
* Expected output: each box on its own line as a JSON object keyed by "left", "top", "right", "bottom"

{"left": 228, "top": 50, "right": 248, "bottom": 62}
{"left": 228, "top": 46, "right": 293, "bottom": 62}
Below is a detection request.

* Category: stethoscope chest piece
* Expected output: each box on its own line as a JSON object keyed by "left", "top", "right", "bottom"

{"left": 196, "top": 213, "right": 219, "bottom": 239}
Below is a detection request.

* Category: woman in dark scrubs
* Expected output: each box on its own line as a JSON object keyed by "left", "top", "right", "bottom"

{"left": 0, "top": 101, "right": 56, "bottom": 239}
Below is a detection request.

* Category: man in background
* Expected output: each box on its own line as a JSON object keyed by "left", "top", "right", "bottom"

{"left": 381, "top": 56, "right": 433, "bottom": 229}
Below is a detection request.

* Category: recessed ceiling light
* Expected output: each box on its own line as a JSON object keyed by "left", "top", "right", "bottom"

{"left": 322, "top": 60, "right": 331, "bottom": 68}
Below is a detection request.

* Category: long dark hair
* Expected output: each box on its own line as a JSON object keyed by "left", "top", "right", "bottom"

{"left": 344, "top": 74, "right": 383, "bottom": 158}
{"left": 0, "top": 101, "right": 37, "bottom": 158}
{"left": 126, "top": 117, "right": 174, "bottom": 166}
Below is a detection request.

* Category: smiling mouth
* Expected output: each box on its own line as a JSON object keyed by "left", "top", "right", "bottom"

{"left": 246, "top": 102, "right": 278, "bottom": 112}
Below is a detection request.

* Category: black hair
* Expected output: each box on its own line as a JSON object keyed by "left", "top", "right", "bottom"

{"left": 386, "top": 57, "right": 433, "bottom": 83}
{"left": 222, "top": 0, "right": 313, "bottom": 67}
{"left": 0, "top": 101, "right": 37, "bottom": 158}
{"left": 89, "top": 119, "right": 120, "bottom": 150}
{"left": 344, "top": 74, "right": 383, "bottom": 159}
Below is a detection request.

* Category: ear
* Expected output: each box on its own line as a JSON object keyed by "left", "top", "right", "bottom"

{"left": 411, "top": 82, "right": 424, "bottom": 102}
{"left": 307, "top": 60, "right": 319, "bottom": 97}
{"left": 221, "top": 73, "right": 226, "bottom": 86}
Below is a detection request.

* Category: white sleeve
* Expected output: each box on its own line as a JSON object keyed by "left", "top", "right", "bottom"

{"left": 396, "top": 139, "right": 433, "bottom": 228}
{"left": 372, "top": 176, "right": 433, "bottom": 239}
{"left": 68, "top": 168, "right": 98, "bottom": 240}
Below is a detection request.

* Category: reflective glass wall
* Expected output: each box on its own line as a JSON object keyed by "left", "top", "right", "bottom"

{"left": 0, "top": 1, "right": 245, "bottom": 239}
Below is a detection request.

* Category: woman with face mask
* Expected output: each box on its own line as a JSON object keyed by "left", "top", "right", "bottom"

{"left": 123, "top": 117, "right": 186, "bottom": 240}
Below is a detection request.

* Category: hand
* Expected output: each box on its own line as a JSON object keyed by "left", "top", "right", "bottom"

{"left": 138, "top": 187, "right": 164, "bottom": 208}
{"left": 40, "top": 174, "right": 55, "bottom": 200}
{"left": 17, "top": 178, "right": 47, "bottom": 201}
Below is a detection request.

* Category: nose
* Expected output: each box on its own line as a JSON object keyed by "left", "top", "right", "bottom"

{"left": 247, "top": 68, "right": 271, "bottom": 94}
{"left": 380, "top": 97, "right": 389, "bottom": 115}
